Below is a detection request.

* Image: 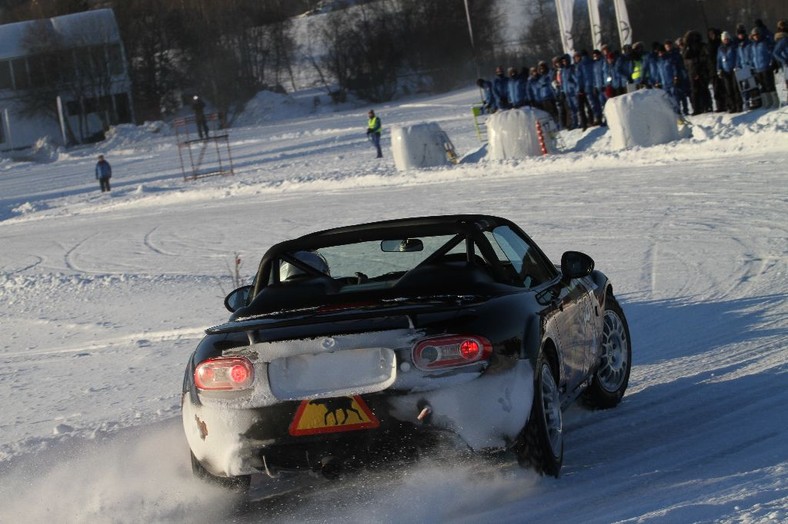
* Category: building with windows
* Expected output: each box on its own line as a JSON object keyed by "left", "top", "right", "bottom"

{"left": 0, "top": 8, "right": 133, "bottom": 151}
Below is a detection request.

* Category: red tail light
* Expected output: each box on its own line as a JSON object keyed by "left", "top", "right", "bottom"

{"left": 194, "top": 357, "right": 254, "bottom": 391}
{"left": 412, "top": 335, "right": 492, "bottom": 370}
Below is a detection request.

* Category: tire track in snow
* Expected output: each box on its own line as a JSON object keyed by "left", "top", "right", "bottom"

{"left": 1, "top": 326, "right": 207, "bottom": 359}
{"left": 1, "top": 255, "right": 42, "bottom": 274}
{"left": 143, "top": 225, "right": 177, "bottom": 256}
{"left": 62, "top": 233, "right": 98, "bottom": 273}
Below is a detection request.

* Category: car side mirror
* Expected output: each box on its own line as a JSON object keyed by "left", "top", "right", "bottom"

{"left": 560, "top": 251, "right": 594, "bottom": 281}
{"left": 224, "top": 285, "right": 253, "bottom": 312}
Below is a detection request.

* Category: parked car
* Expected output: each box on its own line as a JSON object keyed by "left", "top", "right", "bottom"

{"left": 182, "top": 214, "right": 631, "bottom": 492}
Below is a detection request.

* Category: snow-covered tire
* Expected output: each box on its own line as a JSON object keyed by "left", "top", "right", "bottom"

{"left": 190, "top": 451, "right": 251, "bottom": 494}
{"left": 516, "top": 356, "right": 563, "bottom": 477}
{"left": 583, "top": 294, "right": 631, "bottom": 409}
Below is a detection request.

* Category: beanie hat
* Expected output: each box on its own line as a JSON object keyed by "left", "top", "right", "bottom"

{"left": 721, "top": 31, "right": 732, "bottom": 40}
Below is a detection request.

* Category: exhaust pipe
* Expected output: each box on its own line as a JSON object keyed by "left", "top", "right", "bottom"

{"left": 417, "top": 402, "right": 432, "bottom": 424}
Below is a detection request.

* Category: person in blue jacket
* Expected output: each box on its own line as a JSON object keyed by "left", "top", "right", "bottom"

{"left": 717, "top": 31, "right": 742, "bottom": 112}
{"left": 476, "top": 78, "right": 495, "bottom": 112}
{"left": 753, "top": 19, "right": 774, "bottom": 47}
{"left": 733, "top": 26, "right": 753, "bottom": 107}
{"left": 749, "top": 26, "right": 778, "bottom": 108}
{"left": 655, "top": 46, "right": 682, "bottom": 113}
{"left": 507, "top": 67, "right": 526, "bottom": 108}
{"left": 559, "top": 54, "right": 579, "bottom": 130}
{"left": 774, "top": 29, "right": 787, "bottom": 103}
{"left": 492, "top": 66, "right": 511, "bottom": 110}
{"left": 574, "top": 50, "right": 600, "bottom": 127}
{"left": 95, "top": 154, "right": 112, "bottom": 192}
{"left": 591, "top": 49, "right": 607, "bottom": 115}
{"left": 617, "top": 44, "right": 635, "bottom": 87}
{"left": 517, "top": 67, "right": 532, "bottom": 107}
{"left": 735, "top": 26, "right": 752, "bottom": 69}
{"left": 603, "top": 50, "right": 625, "bottom": 100}
{"left": 534, "top": 61, "right": 559, "bottom": 127}
{"left": 526, "top": 66, "right": 540, "bottom": 108}
{"left": 664, "top": 39, "right": 690, "bottom": 114}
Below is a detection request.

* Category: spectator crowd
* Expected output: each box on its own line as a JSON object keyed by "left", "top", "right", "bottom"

{"left": 477, "top": 18, "right": 787, "bottom": 131}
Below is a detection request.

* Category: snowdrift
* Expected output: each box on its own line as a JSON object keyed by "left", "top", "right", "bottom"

{"left": 390, "top": 122, "right": 453, "bottom": 171}
{"left": 486, "top": 108, "right": 554, "bottom": 160}
{"left": 605, "top": 89, "right": 682, "bottom": 149}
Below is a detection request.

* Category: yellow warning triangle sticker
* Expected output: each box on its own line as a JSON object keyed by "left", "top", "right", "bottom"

{"left": 289, "top": 395, "right": 379, "bottom": 436}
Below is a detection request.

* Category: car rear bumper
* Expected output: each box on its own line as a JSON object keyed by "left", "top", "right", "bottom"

{"left": 183, "top": 360, "right": 534, "bottom": 477}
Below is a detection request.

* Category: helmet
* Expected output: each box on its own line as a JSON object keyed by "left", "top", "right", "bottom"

{"left": 280, "top": 251, "right": 329, "bottom": 281}
{"left": 751, "top": 26, "right": 761, "bottom": 36}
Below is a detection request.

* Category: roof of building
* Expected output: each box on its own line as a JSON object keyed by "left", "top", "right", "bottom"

{"left": 0, "top": 8, "right": 120, "bottom": 60}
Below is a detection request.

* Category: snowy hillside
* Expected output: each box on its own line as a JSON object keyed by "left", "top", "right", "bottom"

{"left": 0, "top": 87, "right": 786, "bottom": 523}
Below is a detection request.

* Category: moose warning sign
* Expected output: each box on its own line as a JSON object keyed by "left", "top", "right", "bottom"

{"left": 289, "top": 396, "right": 380, "bottom": 436}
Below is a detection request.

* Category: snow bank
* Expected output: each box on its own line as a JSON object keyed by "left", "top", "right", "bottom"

{"left": 234, "top": 90, "right": 312, "bottom": 127}
{"left": 486, "top": 108, "right": 554, "bottom": 160}
{"left": 390, "top": 123, "right": 453, "bottom": 171}
{"left": 101, "top": 122, "right": 171, "bottom": 148}
{"left": 605, "top": 90, "right": 682, "bottom": 149}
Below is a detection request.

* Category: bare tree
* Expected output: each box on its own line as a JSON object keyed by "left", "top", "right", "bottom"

{"left": 113, "top": 1, "right": 185, "bottom": 120}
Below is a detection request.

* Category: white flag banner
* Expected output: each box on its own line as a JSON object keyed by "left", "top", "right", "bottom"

{"left": 587, "top": 0, "right": 603, "bottom": 51}
{"left": 555, "top": 0, "right": 575, "bottom": 55}
{"left": 613, "top": 0, "right": 633, "bottom": 47}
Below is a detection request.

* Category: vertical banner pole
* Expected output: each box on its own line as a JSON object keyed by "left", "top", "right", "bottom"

{"left": 587, "top": 0, "right": 603, "bottom": 50}
{"left": 613, "top": 0, "right": 633, "bottom": 48}
{"left": 555, "top": 0, "right": 575, "bottom": 55}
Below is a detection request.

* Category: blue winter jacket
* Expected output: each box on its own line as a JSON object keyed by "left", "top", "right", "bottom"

{"left": 657, "top": 54, "right": 678, "bottom": 87}
{"left": 717, "top": 43, "right": 737, "bottom": 73}
{"left": 735, "top": 39, "right": 752, "bottom": 68}
{"left": 492, "top": 74, "right": 510, "bottom": 110}
{"left": 592, "top": 57, "right": 606, "bottom": 90}
{"left": 603, "top": 58, "right": 625, "bottom": 90}
{"left": 508, "top": 74, "right": 528, "bottom": 107}
{"left": 641, "top": 52, "right": 658, "bottom": 86}
{"left": 774, "top": 37, "right": 788, "bottom": 68}
{"left": 749, "top": 40, "right": 773, "bottom": 73}
{"left": 533, "top": 73, "right": 555, "bottom": 102}
{"left": 560, "top": 64, "right": 578, "bottom": 97}
{"left": 617, "top": 54, "right": 634, "bottom": 84}
{"left": 575, "top": 56, "right": 595, "bottom": 93}
{"left": 95, "top": 160, "right": 112, "bottom": 180}
{"left": 526, "top": 75, "right": 539, "bottom": 103}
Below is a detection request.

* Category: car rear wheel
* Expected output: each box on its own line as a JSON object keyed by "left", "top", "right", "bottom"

{"left": 190, "top": 451, "right": 251, "bottom": 494}
{"left": 583, "top": 294, "right": 631, "bottom": 408}
{"left": 516, "top": 357, "right": 563, "bottom": 477}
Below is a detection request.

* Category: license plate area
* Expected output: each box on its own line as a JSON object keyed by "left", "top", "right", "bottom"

{"left": 268, "top": 347, "right": 396, "bottom": 400}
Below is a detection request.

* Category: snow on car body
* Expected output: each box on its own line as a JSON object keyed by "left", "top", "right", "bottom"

{"left": 182, "top": 215, "right": 631, "bottom": 489}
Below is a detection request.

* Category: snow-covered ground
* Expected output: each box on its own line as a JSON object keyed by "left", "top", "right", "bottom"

{"left": 0, "top": 87, "right": 786, "bottom": 523}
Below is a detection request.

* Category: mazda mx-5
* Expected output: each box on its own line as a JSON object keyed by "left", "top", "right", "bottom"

{"left": 182, "top": 214, "right": 631, "bottom": 492}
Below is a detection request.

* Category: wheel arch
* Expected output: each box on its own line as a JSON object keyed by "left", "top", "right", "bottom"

{"left": 541, "top": 338, "right": 560, "bottom": 384}
{"left": 589, "top": 269, "right": 613, "bottom": 308}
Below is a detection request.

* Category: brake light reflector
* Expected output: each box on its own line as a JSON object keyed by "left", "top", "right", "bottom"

{"left": 412, "top": 336, "right": 492, "bottom": 370}
{"left": 195, "top": 357, "right": 254, "bottom": 391}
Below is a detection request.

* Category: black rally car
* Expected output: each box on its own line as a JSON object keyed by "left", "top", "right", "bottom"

{"left": 182, "top": 214, "right": 631, "bottom": 490}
